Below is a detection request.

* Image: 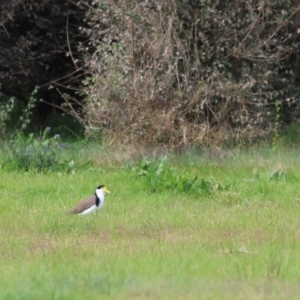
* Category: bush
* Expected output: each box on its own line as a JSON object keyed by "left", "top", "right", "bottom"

{"left": 1, "top": 127, "right": 64, "bottom": 172}
{"left": 79, "top": 0, "right": 300, "bottom": 148}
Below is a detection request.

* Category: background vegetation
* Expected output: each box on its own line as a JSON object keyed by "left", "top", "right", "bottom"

{"left": 81, "top": 0, "right": 300, "bottom": 147}
{"left": 0, "top": 0, "right": 300, "bottom": 146}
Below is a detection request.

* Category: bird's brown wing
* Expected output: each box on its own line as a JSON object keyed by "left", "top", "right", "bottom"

{"left": 67, "top": 195, "right": 96, "bottom": 214}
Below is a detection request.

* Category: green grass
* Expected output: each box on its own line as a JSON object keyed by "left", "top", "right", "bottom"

{"left": 1, "top": 147, "right": 300, "bottom": 299}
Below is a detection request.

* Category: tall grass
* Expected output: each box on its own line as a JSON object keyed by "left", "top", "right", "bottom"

{"left": 0, "top": 129, "right": 98, "bottom": 173}
{"left": 1, "top": 146, "right": 300, "bottom": 299}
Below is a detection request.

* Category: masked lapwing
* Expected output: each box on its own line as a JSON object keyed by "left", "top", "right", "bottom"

{"left": 68, "top": 185, "right": 110, "bottom": 215}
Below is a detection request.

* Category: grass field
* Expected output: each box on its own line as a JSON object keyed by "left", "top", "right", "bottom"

{"left": 1, "top": 147, "right": 300, "bottom": 299}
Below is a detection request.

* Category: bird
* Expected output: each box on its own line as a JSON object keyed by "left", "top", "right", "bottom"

{"left": 67, "top": 185, "right": 110, "bottom": 215}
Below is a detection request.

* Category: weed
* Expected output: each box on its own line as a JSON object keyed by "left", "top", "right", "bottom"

{"left": 64, "top": 159, "right": 94, "bottom": 175}
{"left": 1, "top": 127, "right": 64, "bottom": 172}
{"left": 0, "top": 128, "right": 99, "bottom": 174}
{"left": 0, "top": 90, "right": 15, "bottom": 139}
{"left": 272, "top": 100, "right": 281, "bottom": 150}
{"left": 128, "top": 156, "right": 223, "bottom": 195}
{"left": 268, "top": 169, "right": 286, "bottom": 181}
{"left": 18, "top": 86, "right": 39, "bottom": 133}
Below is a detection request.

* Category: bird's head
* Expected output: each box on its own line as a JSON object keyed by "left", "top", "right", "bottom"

{"left": 96, "top": 185, "right": 110, "bottom": 194}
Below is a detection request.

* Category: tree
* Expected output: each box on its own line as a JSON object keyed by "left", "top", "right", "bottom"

{"left": 0, "top": 0, "right": 89, "bottom": 131}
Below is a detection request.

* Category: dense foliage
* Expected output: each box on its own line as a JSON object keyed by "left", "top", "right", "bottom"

{"left": 0, "top": 0, "right": 89, "bottom": 134}
{"left": 1, "top": 0, "right": 300, "bottom": 147}
{"left": 81, "top": 0, "right": 300, "bottom": 147}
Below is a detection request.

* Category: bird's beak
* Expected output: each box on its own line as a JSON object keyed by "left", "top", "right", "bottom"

{"left": 104, "top": 187, "right": 110, "bottom": 193}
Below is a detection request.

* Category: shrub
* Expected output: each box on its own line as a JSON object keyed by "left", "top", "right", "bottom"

{"left": 79, "top": 0, "right": 300, "bottom": 148}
